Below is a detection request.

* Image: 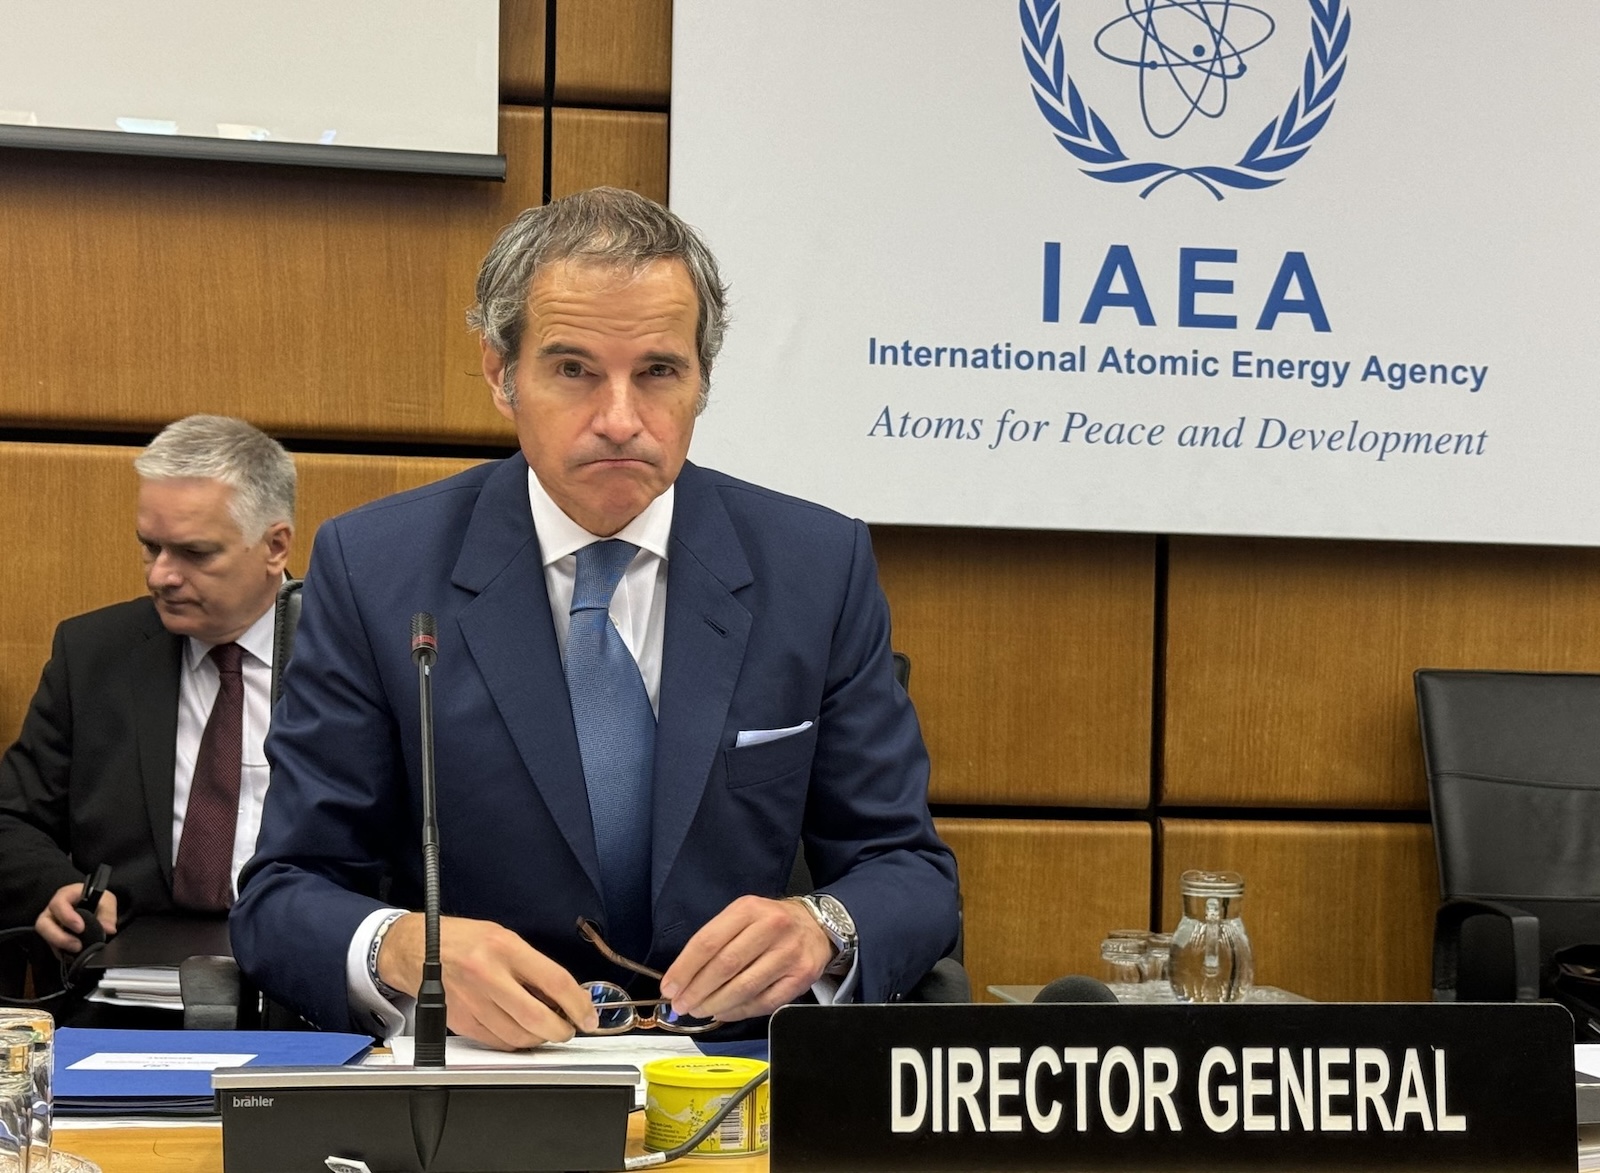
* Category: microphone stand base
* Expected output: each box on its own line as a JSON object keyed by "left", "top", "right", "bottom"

{"left": 215, "top": 1063, "right": 637, "bottom": 1173}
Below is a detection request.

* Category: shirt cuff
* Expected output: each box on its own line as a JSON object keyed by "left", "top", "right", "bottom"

{"left": 810, "top": 951, "right": 859, "bottom": 1005}
{"left": 346, "top": 907, "right": 415, "bottom": 1041}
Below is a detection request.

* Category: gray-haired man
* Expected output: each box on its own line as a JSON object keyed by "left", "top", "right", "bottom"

{"left": 0, "top": 415, "right": 295, "bottom": 962}
{"left": 234, "top": 189, "right": 959, "bottom": 1047}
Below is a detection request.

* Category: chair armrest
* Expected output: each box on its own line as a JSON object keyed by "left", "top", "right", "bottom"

{"left": 1432, "top": 898, "right": 1541, "bottom": 1003}
{"left": 179, "top": 955, "right": 244, "bottom": 1029}
{"left": 902, "top": 957, "right": 971, "bottom": 1004}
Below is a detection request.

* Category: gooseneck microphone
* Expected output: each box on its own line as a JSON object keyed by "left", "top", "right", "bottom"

{"left": 214, "top": 611, "right": 638, "bottom": 1173}
{"left": 410, "top": 612, "right": 447, "bottom": 1069}
{"left": 1034, "top": 975, "right": 1121, "bottom": 1004}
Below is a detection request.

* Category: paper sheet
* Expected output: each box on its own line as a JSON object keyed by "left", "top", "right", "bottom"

{"left": 86, "top": 966, "right": 183, "bottom": 1010}
{"left": 382, "top": 1034, "right": 701, "bottom": 1107}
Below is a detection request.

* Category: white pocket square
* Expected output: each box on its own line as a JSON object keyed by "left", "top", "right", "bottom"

{"left": 735, "top": 721, "right": 814, "bottom": 748}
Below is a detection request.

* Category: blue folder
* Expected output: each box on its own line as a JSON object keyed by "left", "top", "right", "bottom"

{"left": 54, "top": 1027, "right": 372, "bottom": 1115}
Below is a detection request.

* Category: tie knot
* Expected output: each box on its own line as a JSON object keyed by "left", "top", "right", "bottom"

{"left": 572, "top": 541, "right": 640, "bottom": 614}
{"left": 209, "top": 642, "right": 244, "bottom": 675}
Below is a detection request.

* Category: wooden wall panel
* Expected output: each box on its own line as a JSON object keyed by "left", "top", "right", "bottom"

{"left": 549, "top": 109, "right": 669, "bottom": 203}
{"left": 0, "top": 443, "right": 478, "bottom": 748}
{"left": 1160, "top": 819, "right": 1438, "bottom": 1002}
{"left": 555, "top": 0, "right": 672, "bottom": 107}
{"left": 0, "top": 108, "right": 545, "bottom": 445}
{"left": 938, "top": 818, "right": 1152, "bottom": 1000}
{"left": 874, "top": 528, "right": 1155, "bottom": 807}
{"left": 291, "top": 454, "right": 486, "bottom": 561}
{"left": 500, "top": 0, "right": 548, "bottom": 103}
{"left": 1165, "top": 536, "right": 1600, "bottom": 809}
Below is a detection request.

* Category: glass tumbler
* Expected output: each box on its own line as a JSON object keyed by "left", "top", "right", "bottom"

{"left": 1170, "top": 869, "right": 1254, "bottom": 1003}
{"left": 0, "top": 1029, "right": 33, "bottom": 1173}
{"left": 0, "top": 1012, "right": 50, "bottom": 1173}
{"left": 1140, "top": 932, "right": 1174, "bottom": 984}
{"left": 1100, "top": 935, "right": 1146, "bottom": 985}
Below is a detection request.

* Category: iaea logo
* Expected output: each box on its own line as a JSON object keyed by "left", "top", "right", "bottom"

{"left": 1020, "top": 0, "right": 1350, "bottom": 199}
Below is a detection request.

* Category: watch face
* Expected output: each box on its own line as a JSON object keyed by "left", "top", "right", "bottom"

{"left": 815, "top": 894, "right": 856, "bottom": 940}
{"left": 818, "top": 894, "right": 851, "bottom": 927}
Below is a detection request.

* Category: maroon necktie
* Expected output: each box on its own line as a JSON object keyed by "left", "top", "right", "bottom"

{"left": 172, "top": 642, "right": 244, "bottom": 912}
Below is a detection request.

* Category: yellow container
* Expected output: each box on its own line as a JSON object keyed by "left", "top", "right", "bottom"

{"left": 642, "top": 1056, "right": 770, "bottom": 1157}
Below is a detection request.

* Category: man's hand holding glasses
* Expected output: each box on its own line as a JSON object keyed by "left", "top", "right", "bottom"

{"left": 375, "top": 894, "right": 836, "bottom": 1052}
{"left": 658, "top": 894, "right": 837, "bottom": 1022}
{"left": 375, "top": 913, "right": 600, "bottom": 1051}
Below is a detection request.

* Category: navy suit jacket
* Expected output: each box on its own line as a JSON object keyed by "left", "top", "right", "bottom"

{"left": 232, "top": 456, "right": 959, "bottom": 1032}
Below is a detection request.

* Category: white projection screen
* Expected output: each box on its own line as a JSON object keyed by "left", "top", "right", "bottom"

{"left": 0, "top": 0, "right": 501, "bottom": 176}
{"left": 671, "top": 2, "right": 1600, "bottom": 545}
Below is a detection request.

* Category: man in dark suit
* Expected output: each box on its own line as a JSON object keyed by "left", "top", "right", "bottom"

{"left": 231, "top": 189, "right": 959, "bottom": 1046}
{"left": 0, "top": 416, "right": 295, "bottom": 965}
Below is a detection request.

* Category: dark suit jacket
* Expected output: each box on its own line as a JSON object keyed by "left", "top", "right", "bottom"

{"left": 0, "top": 598, "right": 185, "bottom": 929}
{"left": 233, "top": 456, "right": 959, "bottom": 1033}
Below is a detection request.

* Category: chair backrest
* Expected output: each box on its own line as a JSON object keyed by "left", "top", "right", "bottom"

{"left": 270, "top": 578, "right": 303, "bottom": 705}
{"left": 1416, "top": 668, "right": 1600, "bottom": 912}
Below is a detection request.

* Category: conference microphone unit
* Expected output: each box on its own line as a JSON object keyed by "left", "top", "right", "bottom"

{"left": 216, "top": 613, "right": 634, "bottom": 1173}
{"left": 1033, "top": 975, "right": 1120, "bottom": 1003}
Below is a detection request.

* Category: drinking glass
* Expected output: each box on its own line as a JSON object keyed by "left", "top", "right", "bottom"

{"left": 0, "top": 1029, "right": 33, "bottom": 1173}
{"left": 0, "top": 1012, "right": 50, "bottom": 1173}
{"left": 1140, "top": 932, "right": 1174, "bottom": 984}
{"left": 1100, "top": 935, "right": 1146, "bottom": 985}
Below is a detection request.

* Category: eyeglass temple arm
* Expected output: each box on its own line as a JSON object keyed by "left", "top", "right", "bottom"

{"left": 575, "top": 917, "right": 666, "bottom": 981}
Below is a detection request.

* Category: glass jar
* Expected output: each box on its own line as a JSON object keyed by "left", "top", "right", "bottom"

{"left": 1170, "top": 870, "right": 1253, "bottom": 1003}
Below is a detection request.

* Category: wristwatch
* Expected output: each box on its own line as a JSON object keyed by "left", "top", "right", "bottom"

{"left": 795, "top": 893, "right": 858, "bottom": 977}
{"left": 368, "top": 910, "right": 407, "bottom": 1001}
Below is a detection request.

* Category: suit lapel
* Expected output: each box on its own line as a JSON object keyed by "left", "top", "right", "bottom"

{"left": 453, "top": 456, "right": 604, "bottom": 899}
{"left": 651, "top": 464, "right": 753, "bottom": 903}
{"left": 131, "top": 608, "right": 183, "bottom": 887}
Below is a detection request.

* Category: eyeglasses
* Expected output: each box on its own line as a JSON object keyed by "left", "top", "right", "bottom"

{"left": 575, "top": 918, "right": 719, "bottom": 1035}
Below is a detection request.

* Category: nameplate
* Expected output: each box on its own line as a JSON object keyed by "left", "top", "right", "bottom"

{"left": 768, "top": 1002, "right": 1576, "bottom": 1172}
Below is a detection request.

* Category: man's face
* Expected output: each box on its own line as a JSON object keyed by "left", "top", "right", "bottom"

{"left": 484, "top": 257, "right": 703, "bottom": 537}
{"left": 136, "top": 477, "right": 292, "bottom": 644}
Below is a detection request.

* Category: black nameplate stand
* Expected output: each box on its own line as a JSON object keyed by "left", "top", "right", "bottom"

{"left": 770, "top": 1002, "right": 1577, "bottom": 1173}
{"left": 214, "top": 1065, "right": 636, "bottom": 1173}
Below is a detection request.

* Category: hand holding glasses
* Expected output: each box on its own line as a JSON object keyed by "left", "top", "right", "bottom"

{"left": 574, "top": 918, "right": 719, "bottom": 1035}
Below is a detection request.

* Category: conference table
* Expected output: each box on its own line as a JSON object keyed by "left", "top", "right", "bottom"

{"left": 54, "top": 1119, "right": 1600, "bottom": 1173}
{"left": 56, "top": 1114, "right": 770, "bottom": 1173}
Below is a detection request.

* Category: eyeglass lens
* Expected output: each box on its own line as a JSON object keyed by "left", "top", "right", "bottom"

{"left": 588, "top": 983, "right": 638, "bottom": 1033}
{"left": 584, "top": 982, "right": 717, "bottom": 1034}
{"left": 654, "top": 1004, "right": 716, "bottom": 1033}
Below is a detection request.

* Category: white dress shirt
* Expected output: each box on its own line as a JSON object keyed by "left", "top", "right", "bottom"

{"left": 527, "top": 471, "right": 674, "bottom": 711}
{"left": 344, "top": 470, "right": 854, "bottom": 1039}
{"left": 171, "top": 602, "right": 276, "bottom": 900}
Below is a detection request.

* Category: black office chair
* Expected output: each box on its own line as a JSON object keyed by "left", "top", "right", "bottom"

{"left": 270, "top": 577, "right": 303, "bottom": 705}
{"left": 891, "top": 651, "right": 910, "bottom": 691}
{"left": 1415, "top": 669, "right": 1600, "bottom": 1023}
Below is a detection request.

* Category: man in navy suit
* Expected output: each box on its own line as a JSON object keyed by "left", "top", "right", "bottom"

{"left": 231, "top": 188, "right": 959, "bottom": 1046}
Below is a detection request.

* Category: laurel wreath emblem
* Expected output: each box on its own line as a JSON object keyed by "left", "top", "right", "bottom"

{"left": 1020, "top": 0, "right": 1351, "bottom": 199}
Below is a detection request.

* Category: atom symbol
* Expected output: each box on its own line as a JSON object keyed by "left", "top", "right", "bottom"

{"left": 1094, "top": 0, "right": 1276, "bottom": 139}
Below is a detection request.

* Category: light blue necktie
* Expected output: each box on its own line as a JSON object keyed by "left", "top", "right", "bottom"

{"left": 565, "top": 539, "right": 655, "bottom": 958}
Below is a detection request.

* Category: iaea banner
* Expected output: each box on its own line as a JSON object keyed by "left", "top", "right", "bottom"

{"left": 670, "top": 2, "right": 1600, "bottom": 544}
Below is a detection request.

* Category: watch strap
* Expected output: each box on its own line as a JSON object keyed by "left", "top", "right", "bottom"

{"left": 368, "top": 910, "right": 407, "bottom": 1002}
